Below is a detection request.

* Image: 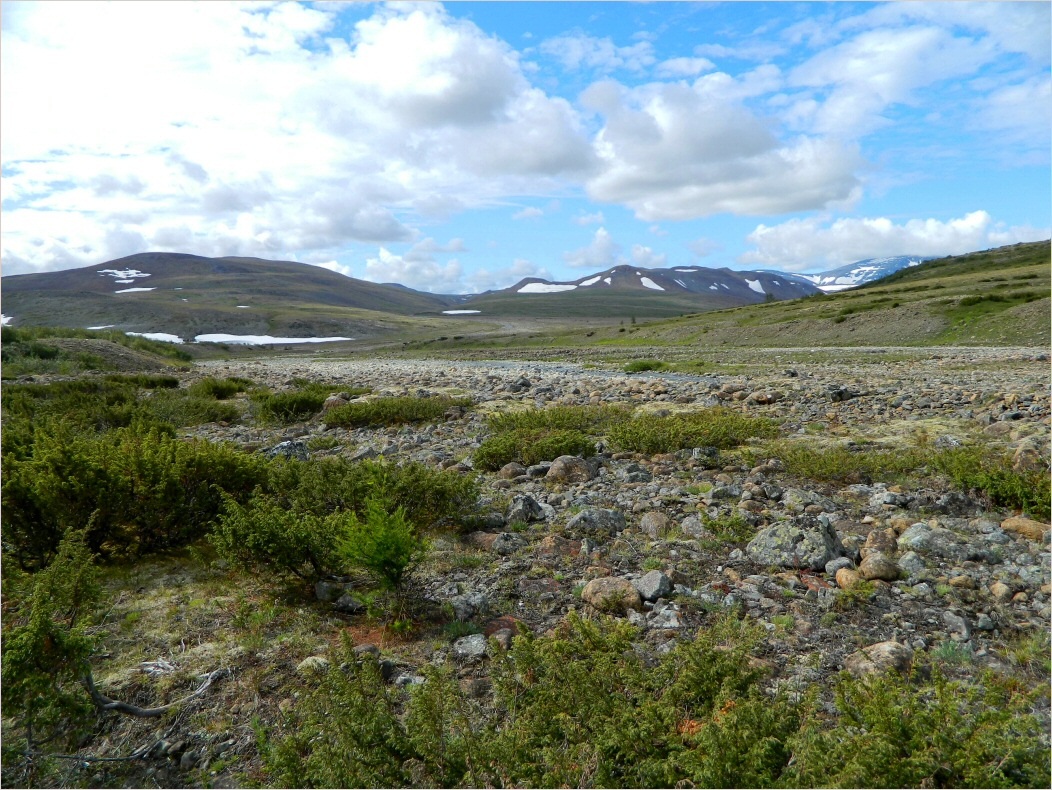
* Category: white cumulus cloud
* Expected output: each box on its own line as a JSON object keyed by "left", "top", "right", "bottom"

{"left": 740, "top": 211, "right": 1050, "bottom": 271}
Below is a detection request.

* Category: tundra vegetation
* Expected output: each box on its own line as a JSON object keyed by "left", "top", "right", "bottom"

{"left": 1, "top": 243, "right": 1050, "bottom": 788}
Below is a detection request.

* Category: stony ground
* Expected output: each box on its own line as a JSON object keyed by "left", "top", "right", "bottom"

{"left": 35, "top": 347, "right": 1050, "bottom": 788}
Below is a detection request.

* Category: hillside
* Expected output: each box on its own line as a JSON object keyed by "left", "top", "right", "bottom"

{"left": 458, "top": 264, "right": 818, "bottom": 318}
{"left": 454, "top": 241, "right": 1050, "bottom": 353}
{"left": 0, "top": 252, "right": 460, "bottom": 341}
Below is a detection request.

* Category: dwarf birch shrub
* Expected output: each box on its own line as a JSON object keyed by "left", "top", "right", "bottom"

{"left": 323, "top": 395, "right": 470, "bottom": 428}
{"left": 609, "top": 408, "right": 778, "bottom": 454}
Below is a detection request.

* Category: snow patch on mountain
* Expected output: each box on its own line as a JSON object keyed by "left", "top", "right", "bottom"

{"left": 99, "top": 268, "right": 150, "bottom": 280}
{"left": 114, "top": 287, "right": 156, "bottom": 294}
{"left": 745, "top": 279, "right": 765, "bottom": 295}
{"left": 579, "top": 275, "right": 602, "bottom": 287}
{"left": 518, "top": 283, "right": 577, "bottom": 294}
{"left": 640, "top": 277, "right": 664, "bottom": 291}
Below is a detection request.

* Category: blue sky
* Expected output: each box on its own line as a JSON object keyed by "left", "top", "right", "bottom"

{"left": 2, "top": 1, "right": 1048, "bottom": 292}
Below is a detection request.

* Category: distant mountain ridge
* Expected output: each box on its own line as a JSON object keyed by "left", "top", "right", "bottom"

{"left": 776, "top": 255, "right": 931, "bottom": 292}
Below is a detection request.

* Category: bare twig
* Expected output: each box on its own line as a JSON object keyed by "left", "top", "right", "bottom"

{"left": 81, "top": 666, "right": 230, "bottom": 718}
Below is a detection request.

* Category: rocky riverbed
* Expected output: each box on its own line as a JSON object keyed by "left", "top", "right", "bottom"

{"left": 184, "top": 349, "right": 1050, "bottom": 679}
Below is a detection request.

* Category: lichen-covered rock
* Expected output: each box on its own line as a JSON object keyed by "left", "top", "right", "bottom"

{"left": 896, "top": 523, "right": 964, "bottom": 559}
{"left": 633, "top": 570, "right": 672, "bottom": 602}
{"left": 858, "top": 552, "right": 900, "bottom": 581}
{"left": 746, "top": 516, "right": 844, "bottom": 571}
{"left": 845, "top": 641, "right": 913, "bottom": 678}
{"left": 545, "top": 455, "right": 595, "bottom": 483}
{"left": 581, "top": 577, "right": 642, "bottom": 614}
{"left": 506, "top": 495, "right": 545, "bottom": 524}
{"left": 567, "top": 508, "right": 627, "bottom": 536}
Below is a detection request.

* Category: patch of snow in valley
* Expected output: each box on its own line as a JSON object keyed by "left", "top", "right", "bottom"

{"left": 1, "top": 314, "right": 12, "bottom": 326}
{"left": 114, "top": 287, "right": 156, "bottom": 294}
{"left": 709, "top": 285, "right": 718, "bottom": 290}
{"left": 442, "top": 309, "right": 481, "bottom": 315}
{"left": 237, "top": 305, "right": 251, "bottom": 308}
{"left": 674, "top": 279, "right": 687, "bottom": 288}
{"left": 745, "top": 279, "right": 765, "bottom": 295}
{"left": 603, "top": 277, "right": 612, "bottom": 285}
{"left": 673, "top": 268, "right": 698, "bottom": 272}
{"left": 720, "top": 283, "right": 729, "bottom": 289}
{"left": 99, "top": 268, "right": 150, "bottom": 279}
{"left": 773, "top": 280, "right": 781, "bottom": 286}
{"left": 87, "top": 325, "right": 114, "bottom": 330}
{"left": 579, "top": 276, "right": 602, "bottom": 286}
{"left": 195, "top": 334, "right": 353, "bottom": 345}
{"left": 114, "top": 279, "right": 135, "bottom": 284}
{"left": 639, "top": 277, "right": 664, "bottom": 291}
{"left": 518, "top": 283, "right": 577, "bottom": 294}
{"left": 127, "top": 332, "right": 184, "bottom": 344}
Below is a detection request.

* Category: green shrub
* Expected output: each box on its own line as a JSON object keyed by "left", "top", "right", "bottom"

{"left": 785, "top": 667, "right": 1050, "bottom": 788}
{"left": 188, "top": 376, "right": 251, "bottom": 399}
{"left": 324, "top": 395, "right": 470, "bottom": 429}
{"left": 762, "top": 440, "right": 926, "bottom": 483}
{"left": 1, "top": 531, "right": 101, "bottom": 773}
{"left": 624, "top": 359, "right": 668, "bottom": 373}
{"left": 142, "top": 389, "right": 242, "bottom": 427}
{"left": 263, "top": 457, "right": 479, "bottom": 531}
{"left": 254, "top": 389, "right": 328, "bottom": 424}
{"left": 474, "top": 428, "right": 595, "bottom": 470}
{"left": 341, "top": 499, "right": 426, "bottom": 590}
{"left": 929, "top": 444, "right": 1051, "bottom": 520}
{"left": 211, "top": 495, "right": 347, "bottom": 582}
{"left": 487, "top": 404, "right": 628, "bottom": 435}
{"left": 103, "top": 373, "right": 180, "bottom": 389}
{"left": 2, "top": 425, "right": 269, "bottom": 568}
{"left": 260, "top": 616, "right": 1050, "bottom": 789}
{"left": 609, "top": 409, "right": 778, "bottom": 454}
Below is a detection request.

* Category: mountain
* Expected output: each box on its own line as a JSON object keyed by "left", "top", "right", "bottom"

{"left": 0, "top": 252, "right": 458, "bottom": 339}
{"left": 777, "top": 255, "right": 931, "bottom": 292}
{"left": 456, "top": 264, "right": 819, "bottom": 318}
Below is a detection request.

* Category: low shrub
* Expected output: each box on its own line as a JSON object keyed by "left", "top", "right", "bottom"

{"left": 259, "top": 616, "right": 1050, "bottom": 789}
{"left": 2, "top": 425, "right": 269, "bottom": 568}
{"left": 929, "top": 444, "right": 1051, "bottom": 520}
{"left": 474, "top": 428, "right": 595, "bottom": 470}
{"left": 608, "top": 408, "right": 778, "bottom": 455}
{"left": 253, "top": 388, "right": 328, "bottom": 424}
{"left": 761, "top": 440, "right": 926, "bottom": 484}
{"left": 624, "top": 359, "right": 668, "bottom": 373}
{"left": 142, "top": 389, "right": 241, "bottom": 427}
{"left": 487, "top": 404, "right": 627, "bottom": 435}
{"left": 324, "top": 395, "right": 470, "bottom": 429}
{"left": 188, "top": 376, "right": 251, "bottom": 399}
{"left": 341, "top": 499, "right": 426, "bottom": 590}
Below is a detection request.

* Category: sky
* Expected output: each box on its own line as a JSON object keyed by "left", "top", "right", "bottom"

{"left": 2, "top": 1, "right": 1049, "bottom": 293}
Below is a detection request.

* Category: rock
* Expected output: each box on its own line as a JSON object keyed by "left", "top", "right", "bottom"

{"left": 860, "top": 528, "right": 897, "bottom": 558}
{"left": 452, "top": 633, "right": 488, "bottom": 662}
{"left": 896, "top": 523, "right": 963, "bottom": 559}
{"left": 350, "top": 445, "right": 379, "bottom": 461}
{"left": 1001, "top": 516, "right": 1048, "bottom": 542}
{"left": 179, "top": 750, "right": 201, "bottom": 771}
{"left": 746, "top": 516, "right": 844, "bottom": 571}
{"left": 354, "top": 644, "right": 380, "bottom": 659}
{"left": 491, "top": 532, "right": 527, "bottom": 556}
{"left": 546, "top": 455, "right": 595, "bottom": 483}
{"left": 296, "top": 655, "right": 330, "bottom": 674}
{"left": 747, "top": 389, "right": 783, "bottom": 405}
{"left": 897, "top": 551, "right": 926, "bottom": 577}
{"left": 845, "top": 641, "right": 913, "bottom": 678}
{"left": 450, "top": 592, "right": 488, "bottom": 621}
{"left": 263, "top": 440, "right": 309, "bottom": 461}
{"left": 633, "top": 570, "right": 673, "bottom": 602}
{"left": 506, "top": 495, "right": 546, "bottom": 524}
{"left": 989, "top": 581, "right": 1013, "bottom": 602}
{"left": 639, "top": 511, "right": 671, "bottom": 539}
{"left": 835, "top": 568, "right": 863, "bottom": 590}
{"left": 1012, "top": 442, "right": 1044, "bottom": 471}
{"left": 314, "top": 579, "right": 347, "bottom": 603}
{"left": 567, "top": 508, "right": 627, "bottom": 536}
{"left": 581, "top": 577, "right": 643, "bottom": 614}
{"left": 498, "top": 462, "right": 527, "bottom": 479}
{"left": 680, "top": 515, "right": 711, "bottom": 539}
{"left": 322, "top": 394, "right": 348, "bottom": 411}
{"left": 825, "top": 557, "right": 854, "bottom": 576}
{"left": 942, "top": 610, "right": 972, "bottom": 641}
{"left": 858, "top": 552, "right": 900, "bottom": 581}
{"left": 334, "top": 593, "right": 366, "bottom": 614}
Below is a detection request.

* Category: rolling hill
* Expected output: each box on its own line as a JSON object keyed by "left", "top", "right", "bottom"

{"left": 456, "top": 264, "right": 819, "bottom": 318}
{"left": 0, "top": 252, "right": 460, "bottom": 341}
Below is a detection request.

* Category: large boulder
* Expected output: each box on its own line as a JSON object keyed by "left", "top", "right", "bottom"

{"left": 633, "top": 570, "right": 672, "bottom": 602}
{"left": 545, "top": 455, "right": 596, "bottom": 483}
{"left": 506, "top": 495, "right": 546, "bottom": 524}
{"left": 845, "top": 641, "right": 913, "bottom": 678}
{"left": 581, "top": 577, "right": 642, "bottom": 614}
{"left": 746, "top": 516, "right": 844, "bottom": 571}
{"left": 566, "top": 508, "right": 627, "bottom": 536}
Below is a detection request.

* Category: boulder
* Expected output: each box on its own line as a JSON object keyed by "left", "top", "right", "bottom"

{"left": 506, "top": 495, "right": 546, "bottom": 524}
{"left": 498, "top": 462, "right": 527, "bottom": 479}
{"left": 1000, "top": 516, "right": 1048, "bottom": 542}
{"left": 746, "top": 516, "right": 844, "bottom": 571}
{"left": 633, "top": 570, "right": 673, "bottom": 602}
{"left": 858, "top": 552, "right": 900, "bottom": 581}
{"left": 581, "top": 577, "right": 643, "bottom": 614}
{"left": 567, "top": 508, "right": 627, "bottom": 536}
{"left": 546, "top": 455, "right": 596, "bottom": 483}
{"left": 639, "top": 511, "right": 671, "bottom": 539}
{"left": 845, "top": 641, "right": 913, "bottom": 678}
{"left": 452, "top": 634, "right": 488, "bottom": 662}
